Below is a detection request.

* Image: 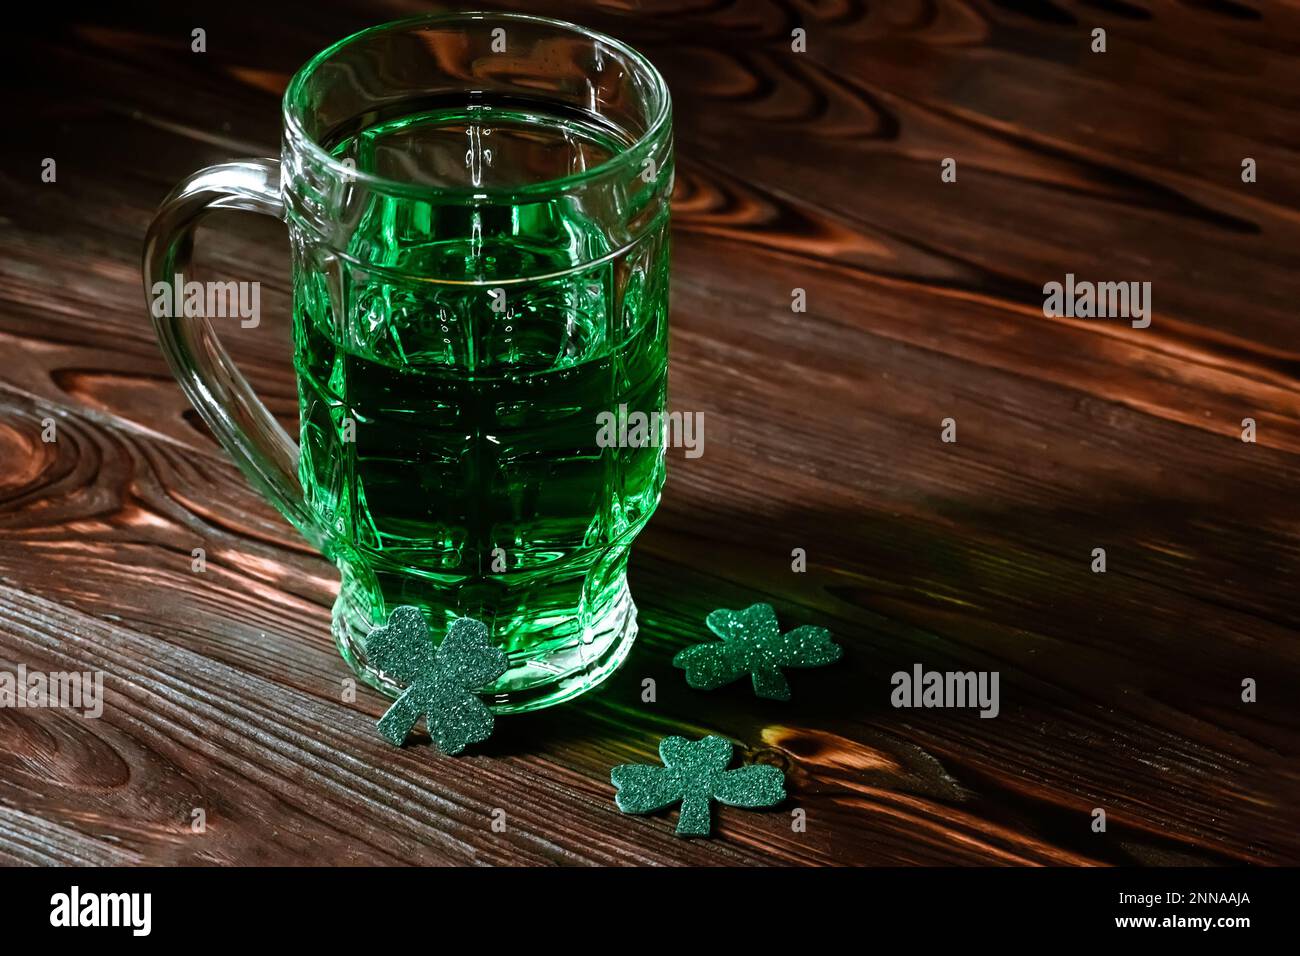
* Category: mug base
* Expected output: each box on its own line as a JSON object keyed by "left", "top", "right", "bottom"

{"left": 332, "top": 580, "right": 638, "bottom": 714}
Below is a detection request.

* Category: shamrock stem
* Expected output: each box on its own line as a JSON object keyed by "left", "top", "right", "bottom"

{"left": 376, "top": 689, "right": 423, "bottom": 746}
{"left": 675, "top": 792, "right": 713, "bottom": 837}
{"left": 751, "top": 667, "right": 791, "bottom": 701}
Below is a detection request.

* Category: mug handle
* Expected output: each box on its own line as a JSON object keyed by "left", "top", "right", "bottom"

{"left": 143, "top": 158, "right": 326, "bottom": 553}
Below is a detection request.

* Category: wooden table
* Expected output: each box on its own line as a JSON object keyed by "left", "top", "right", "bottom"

{"left": 1, "top": 0, "right": 1296, "bottom": 866}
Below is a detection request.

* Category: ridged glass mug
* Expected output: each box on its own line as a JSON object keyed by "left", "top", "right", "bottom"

{"left": 143, "top": 13, "right": 673, "bottom": 711}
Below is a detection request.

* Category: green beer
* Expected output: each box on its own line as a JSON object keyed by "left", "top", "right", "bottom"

{"left": 296, "top": 96, "right": 670, "bottom": 705}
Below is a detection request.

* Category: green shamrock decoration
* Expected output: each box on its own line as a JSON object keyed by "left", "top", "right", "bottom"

{"left": 610, "top": 735, "right": 786, "bottom": 836}
{"left": 367, "top": 607, "right": 507, "bottom": 754}
{"left": 673, "top": 602, "right": 841, "bottom": 701}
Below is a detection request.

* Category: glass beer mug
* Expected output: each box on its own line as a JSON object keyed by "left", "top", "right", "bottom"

{"left": 143, "top": 13, "right": 673, "bottom": 711}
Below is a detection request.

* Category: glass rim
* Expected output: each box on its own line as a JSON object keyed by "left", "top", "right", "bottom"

{"left": 282, "top": 10, "right": 672, "bottom": 200}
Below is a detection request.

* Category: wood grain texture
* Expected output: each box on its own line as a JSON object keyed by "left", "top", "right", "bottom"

{"left": 0, "top": 0, "right": 1297, "bottom": 865}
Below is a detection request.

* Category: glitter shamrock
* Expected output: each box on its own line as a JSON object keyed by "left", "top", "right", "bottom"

{"left": 673, "top": 602, "right": 841, "bottom": 701}
{"left": 610, "top": 735, "right": 786, "bottom": 836}
{"left": 367, "top": 607, "right": 507, "bottom": 754}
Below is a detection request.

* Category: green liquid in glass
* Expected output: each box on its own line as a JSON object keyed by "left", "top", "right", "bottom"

{"left": 291, "top": 95, "right": 669, "bottom": 708}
